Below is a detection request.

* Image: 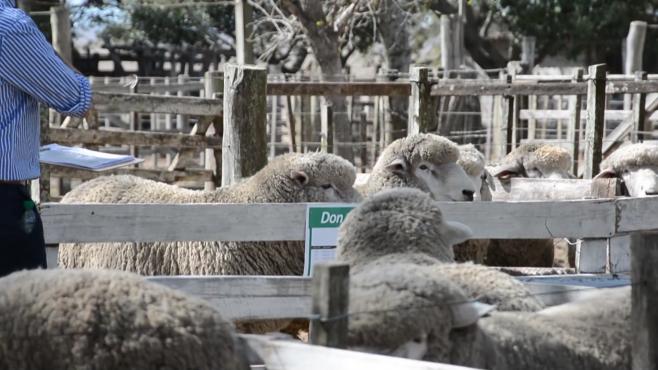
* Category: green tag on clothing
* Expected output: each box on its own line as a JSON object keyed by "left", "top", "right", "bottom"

{"left": 22, "top": 199, "right": 35, "bottom": 210}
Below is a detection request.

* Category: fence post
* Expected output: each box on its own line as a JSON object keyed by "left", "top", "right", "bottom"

{"left": 50, "top": 5, "right": 72, "bottom": 64}
{"left": 269, "top": 95, "right": 278, "bottom": 159}
{"left": 359, "top": 112, "right": 367, "bottom": 172}
{"left": 583, "top": 64, "right": 606, "bottom": 179}
{"left": 222, "top": 64, "right": 267, "bottom": 187}
{"left": 320, "top": 99, "right": 333, "bottom": 154}
{"left": 506, "top": 64, "right": 521, "bottom": 150}
{"left": 569, "top": 68, "right": 585, "bottom": 175}
{"left": 624, "top": 21, "right": 647, "bottom": 110}
{"left": 503, "top": 74, "right": 514, "bottom": 154}
{"left": 633, "top": 71, "right": 648, "bottom": 142}
{"left": 521, "top": 36, "right": 536, "bottom": 71}
{"left": 407, "top": 66, "right": 434, "bottom": 136}
{"left": 204, "top": 71, "right": 223, "bottom": 190}
{"left": 630, "top": 232, "right": 658, "bottom": 370}
{"left": 309, "top": 262, "right": 349, "bottom": 349}
{"left": 234, "top": 0, "right": 254, "bottom": 64}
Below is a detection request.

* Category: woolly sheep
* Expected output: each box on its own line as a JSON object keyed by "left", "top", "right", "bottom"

{"left": 0, "top": 269, "right": 249, "bottom": 370}
{"left": 454, "top": 144, "right": 492, "bottom": 264}
{"left": 336, "top": 188, "right": 544, "bottom": 312}
{"left": 362, "top": 133, "right": 476, "bottom": 201}
{"left": 595, "top": 142, "right": 658, "bottom": 196}
{"left": 58, "top": 152, "right": 361, "bottom": 276}
{"left": 348, "top": 260, "right": 630, "bottom": 370}
{"left": 486, "top": 143, "right": 575, "bottom": 267}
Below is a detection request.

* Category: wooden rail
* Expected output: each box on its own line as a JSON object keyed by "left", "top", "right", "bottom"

{"left": 40, "top": 198, "right": 631, "bottom": 244}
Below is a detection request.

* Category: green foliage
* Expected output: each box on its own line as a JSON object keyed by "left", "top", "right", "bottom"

{"left": 74, "top": 1, "right": 234, "bottom": 49}
{"left": 489, "top": 0, "right": 658, "bottom": 65}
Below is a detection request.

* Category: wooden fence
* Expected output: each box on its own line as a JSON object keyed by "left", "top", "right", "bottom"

{"left": 40, "top": 196, "right": 658, "bottom": 370}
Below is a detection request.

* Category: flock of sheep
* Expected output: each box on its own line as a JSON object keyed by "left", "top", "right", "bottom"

{"left": 1, "top": 133, "right": 657, "bottom": 369}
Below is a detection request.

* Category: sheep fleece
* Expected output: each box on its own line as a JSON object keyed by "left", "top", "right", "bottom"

{"left": 0, "top": 269, "right": 247, "bottom": 370}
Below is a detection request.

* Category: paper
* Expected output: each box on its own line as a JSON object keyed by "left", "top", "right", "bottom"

{"left": 40, "top": 144, "right": 143, "bottom": 171}
{"left": 303, "top": 204, "right": 357, "bottom": 276}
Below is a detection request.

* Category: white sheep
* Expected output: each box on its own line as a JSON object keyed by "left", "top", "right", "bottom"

{"left": 362, "top": 133, "right": 476, "bottom": 201}
{"left": 337, "top": 188, "right": 545, "bottom": 313}
{"left": 486, "top": 143, "right": 575, "bottom": 268}
{"left": 595, "top": 142, "right": 658, "bottom": 196}
{"left": 58, "top": 152, "right": 361, "bottom": 276}
{"left": 0, "top": 269, "right": 249, "bottom": 370}
{"left": 454, "top": 144, "right": 492, "bottom": 264}
{"left": 347, "top": 256, "right": 630, "bottom": 369}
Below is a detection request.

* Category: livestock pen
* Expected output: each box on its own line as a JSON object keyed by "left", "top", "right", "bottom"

{"left": 40, "top": 196, "right": 658, "bottom": 369}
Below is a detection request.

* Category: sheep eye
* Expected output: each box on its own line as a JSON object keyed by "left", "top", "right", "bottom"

{"left": 419, "top": 164, "right": 429, "bottom": 171}
{"left": 321, "top": 184, "right": 333, "bottom": 190}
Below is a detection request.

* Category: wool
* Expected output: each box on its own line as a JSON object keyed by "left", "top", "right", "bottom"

{"left": 59, "top": 152, "right": 360, "bottom": 276}
{"left": 0, "top": 269, "right": 248, "bottom": 370}
{"left": 600, "top": 142, "right": 658, "bottom": 172}
{"left": 363, "top": 133, "right": 461, "bottom": 197}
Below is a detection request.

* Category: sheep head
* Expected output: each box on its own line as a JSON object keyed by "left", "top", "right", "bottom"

{"left": 253, "top": 152, "right": 361, "bottom": 203}
{"left": 336, "top": 188, "right": 473, "bottom": 266}
{"left": 595, "top": 142, "right": 658, "bottom": 197}
{"left": 458, "top": 144, "right": 493, "bottom": 201}
{"left": 490, "top": 143, "right": 574, "bottom": 180}
{"left": 368, "top": 134, "right": 476, "bottom": 201}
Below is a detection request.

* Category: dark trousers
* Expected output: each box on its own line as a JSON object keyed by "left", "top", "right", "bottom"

{"left": 0, "top": 184, "right": 46, "bottom": 277}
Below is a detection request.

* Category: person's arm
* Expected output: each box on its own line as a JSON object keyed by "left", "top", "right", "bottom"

{"left": 0, "top": 19, "right": 92, "bottom": 118}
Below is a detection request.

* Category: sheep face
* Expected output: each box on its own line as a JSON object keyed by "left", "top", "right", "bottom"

{"left": 369, "top": 134, "right": 476, "bottom": 202}
{"left": 490, "top": 144, "right": 573, "bottom": 181}
{"left": 413, "top": 160, "right": 476, "bottom": 202}
{"left": 597, "top": 165, "right": 658, "bottom": 197}
{"left": 595, "top": 143, "right": 658, "bottom": 197}
{"left": 457, "top": 144, "right": 491, "bottom": 201}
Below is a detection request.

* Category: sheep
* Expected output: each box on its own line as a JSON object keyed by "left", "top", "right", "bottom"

{"left": 486, "top": 143, "right": 576, "bottom": 268}
{"left": 362, "top": 133, "right": 476, "bottom": 202}
{"left": 336, "top": 188, "right": 544, "bottom": 313}
{"left": 454, "top": 144, "right": 492, "bottom": 264}
{"left": 595, "top": 142, "right": 658, "bottom": 196}
{"left": 488, "top": 143, "right": 574, "bottom": 180}
{"left": 349, "top": 261, "right": 630, "bottom": 370}
{"left": 0, "top": 269, "right": 249, "bottom": 370}
{"left": 58, "top": 152, "right": 361, "bottom": 277}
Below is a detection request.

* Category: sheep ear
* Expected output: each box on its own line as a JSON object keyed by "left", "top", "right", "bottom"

{"left": 450, "top": 301, "right": 496, "bottom": 328}
{"left": 291, "top": 171, "right": 309, "bottom": 186}
{"left": 386, "top": 158, "right": 408, "bottom": 175}
{"left": 594, "top": 168, "right": 617, "bottom": 179}
{"left": 439, "top": 220, "right": 473, "bottom": 246}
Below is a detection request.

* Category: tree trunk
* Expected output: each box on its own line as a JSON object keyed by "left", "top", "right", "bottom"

{"left": 281, "top": 0, "right": 354, "bottom": 161}
{"left": 377, "top": 0, "right": 411, "bottom": 139}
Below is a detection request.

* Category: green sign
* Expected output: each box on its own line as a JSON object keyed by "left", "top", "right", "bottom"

{"left": 304, "top": 204, "right": 356, "bottom": 276}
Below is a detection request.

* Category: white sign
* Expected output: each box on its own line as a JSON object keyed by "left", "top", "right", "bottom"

{"left": 303, "top": 203, "right": 356, "bottom": 276}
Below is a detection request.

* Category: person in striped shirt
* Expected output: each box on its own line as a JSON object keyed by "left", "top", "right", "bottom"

{"left": 0, "top": 0, "right": 92, "bottom": 277}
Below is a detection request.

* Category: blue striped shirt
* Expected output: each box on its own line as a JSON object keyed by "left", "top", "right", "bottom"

{"left": 0, "top": 0, "right": 91, "bottom": 180}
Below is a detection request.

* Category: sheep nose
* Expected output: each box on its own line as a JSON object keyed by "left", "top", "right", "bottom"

{"left": 462, "top": 189, "right": 474, "bottom": 201}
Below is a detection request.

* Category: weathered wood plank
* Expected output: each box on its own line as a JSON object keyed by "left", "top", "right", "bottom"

{"left": 148, "top": 276, "right": 311, "bottom": 320}
{"left": 408, "top": 67, "right": 435, "bottom": 135}
{"left": 222, "top": 64, "right": 268, "bottom": 186}
{"left": 266, "top": 82, "right": 411, "bottom": 97}
{"left": 46, "top": 165, "right": 213, "bottom": 183}
{"left": 241, "top": 334, "right": 480, "bottom": 370}
{"left": 310, "top": 263, "right": 349, "bottom": 348}
{"left": 44, "top": 127, "right": 221, "bottom": 148}
{"left": 41, "top": 203, "right": 309, "bottom": 244}
{"left": 93, "top": 82, "right": 205, "bottom": 94}
{"left": 630, "top": 232, "right": 658, "bottom": 370}
{"left": 93, "top": 92, "right": 222, "bottom": 116}
{"left": 616, "top": 196, "right": 658, "bottom": 233}
{"left": 431, "top": 81, "right": 587, "bottom": 96}
{"left": 583, "top": 64, "right": 606, "bottom": 179}
{"left": 41, "top": 199, "right": 618, "bottom": 244}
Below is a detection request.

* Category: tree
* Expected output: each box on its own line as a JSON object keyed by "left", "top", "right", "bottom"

{"left": 489, "top": 0, "right": 658, "bottom": 70}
